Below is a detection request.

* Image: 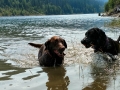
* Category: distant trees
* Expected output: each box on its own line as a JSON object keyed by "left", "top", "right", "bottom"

{"left": 0, "top": 0, "right": 106, "bottom": 16}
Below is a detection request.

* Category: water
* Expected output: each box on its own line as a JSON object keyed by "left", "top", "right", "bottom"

{"left": 0, "top": 14, "right": 120, "bottom": 90}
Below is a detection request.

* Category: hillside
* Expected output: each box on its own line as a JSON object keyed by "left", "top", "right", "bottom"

{"left": 0, "top": 0, "right": 107, "bottom": 16}
{"left": 105, "top": 0, "right": 120, "bottom": 16}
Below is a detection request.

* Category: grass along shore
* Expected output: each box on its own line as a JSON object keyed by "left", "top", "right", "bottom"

{"left": 108, "top": 18, "right": 120, "bottom": 28}
{"left": 105, "top": 12, "right": 120, "bottom": 28}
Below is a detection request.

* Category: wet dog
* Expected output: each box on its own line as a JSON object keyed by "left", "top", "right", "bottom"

{"left": 28, "top": 36, "right": 67, "bottom": 67}
{"left": 81, "top": 28, "right": 120, "bottom": 60}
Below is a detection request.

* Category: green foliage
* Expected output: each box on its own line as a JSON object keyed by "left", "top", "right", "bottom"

{"left": 0, "top": 0, "right": 106, "bottom": 16}
{"left": 107, "top": 19, "right": 120, "bottom": 27}
{"left": 104, "top": 0, "right": 120, "bottom": 28}
{"left": 105, "top": 0, "right": 120, "bottom": 12}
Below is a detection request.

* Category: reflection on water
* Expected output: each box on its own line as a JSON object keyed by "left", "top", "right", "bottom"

{"left": 82, "top": 55, "right": 119, "bottom": 90}
{"left": 0, "top": 60, "right": 28, "bottom": 81}
{"left": 42, "top": 66, "right": 70, "bottom": 90}
{"left": 0, "top": 14, "right": 120, "bottom": 90}
{"left": 83, "top": 73, "right": 109, "bottom": 90}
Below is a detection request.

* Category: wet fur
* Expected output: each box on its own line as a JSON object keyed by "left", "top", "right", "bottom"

{"left": 81, "top": 28, "right": 120, "bottom": 56}
{"left": 28, "top": 36, "right": 67, "bottom": 67}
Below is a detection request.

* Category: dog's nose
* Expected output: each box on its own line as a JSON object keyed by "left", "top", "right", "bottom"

{"left": 81, "top": 39, "right": 84, "bottom": 44}
{"left": 58, "top": 47, "right": 65, "bottom": 54}
{"left": 59, "top": 43, "right": 65, "bottom": 51}
{"left": 81, "top": 37, "right": 87, "bottom": 44}
{"left": 61, "top": 47, "right": 65, "bottom": 51}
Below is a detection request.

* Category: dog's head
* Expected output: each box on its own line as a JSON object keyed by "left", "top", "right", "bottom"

{"left": 81, "top": 28, "right": 107, "bottom": 49}
{"left": 45, "top": 36, "right": 67, "bottom": 57}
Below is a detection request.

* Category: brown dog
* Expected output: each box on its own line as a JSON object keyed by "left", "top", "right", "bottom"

{"left": 28, "top": 36, "right": 67, "bottom": 67}
{"left": 81, "top": 28, "right": 120, "bottom": 60}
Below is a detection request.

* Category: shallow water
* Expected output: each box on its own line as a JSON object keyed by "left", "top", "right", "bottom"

{"left": 0, "top": 14, "right": 120, "bottom": 90}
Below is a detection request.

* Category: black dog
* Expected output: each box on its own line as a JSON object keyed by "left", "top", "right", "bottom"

{"left": 28, "top": 36, "right": 67, "bottom": 67}
{"left": 81, "top": 28, "right": 120, "bottom": 57}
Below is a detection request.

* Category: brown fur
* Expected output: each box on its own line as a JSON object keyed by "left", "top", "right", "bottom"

{"left": 28, "top": 36, "right": 67, "bottom": 67}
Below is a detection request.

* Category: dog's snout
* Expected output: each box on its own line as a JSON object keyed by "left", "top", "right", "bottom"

{"left": 81, "top": 37, "right": 87, "bottom": 42}
{"left": 81, "top": 39, "right": 85, "bottom": 44}
{"left": 60, "top": 47, "right": 65, "bottom": 51}
{"left": 59, "top": 47, "right": 65, "bottom": 54}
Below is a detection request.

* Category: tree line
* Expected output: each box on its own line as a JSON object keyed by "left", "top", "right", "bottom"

{"left": 0, "top": 0, "right": 106, "bottom": 16}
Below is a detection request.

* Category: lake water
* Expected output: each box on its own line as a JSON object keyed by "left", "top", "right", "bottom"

{"left": 0, "top": 14, "right": 120, "bottom": 90}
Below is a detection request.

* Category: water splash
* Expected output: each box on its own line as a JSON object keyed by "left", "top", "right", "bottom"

{"left": 1, "top": 41, "right": 119, "bottom": 69}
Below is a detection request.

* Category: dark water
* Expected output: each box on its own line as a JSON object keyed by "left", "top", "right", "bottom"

{"left": 0, "top": 14, "right": 120, "bottom": 90}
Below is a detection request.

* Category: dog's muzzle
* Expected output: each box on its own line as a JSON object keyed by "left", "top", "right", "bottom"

{"left": 81, "top": 38, "right": 92, "bottom": 48}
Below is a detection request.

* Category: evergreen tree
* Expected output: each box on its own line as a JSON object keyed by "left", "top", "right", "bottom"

{"left": 0, "top": 0, "right": 106, "bottom": 16}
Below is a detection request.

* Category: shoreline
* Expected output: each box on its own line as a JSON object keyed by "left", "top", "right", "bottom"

{"left": 109, "top": 13, "right": 120, "bottom": 17}
{"left": 101, "top": 12, "right": 120, "bottom": 17}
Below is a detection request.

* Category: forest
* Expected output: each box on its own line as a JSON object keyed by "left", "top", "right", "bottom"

{"left": 0, "top": 0, "right": 107, "bottom": 16}
{"left": 105, "top": 0, "right": 120, "bottom": 12}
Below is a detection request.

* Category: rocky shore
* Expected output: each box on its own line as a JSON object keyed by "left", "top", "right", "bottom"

{"left": 103, "top": 5, "right": 120, "bottom": 17}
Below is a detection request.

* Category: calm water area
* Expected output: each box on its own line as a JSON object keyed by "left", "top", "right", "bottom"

{"left": 0, "top": 14, "right": 120, "bottom": 90}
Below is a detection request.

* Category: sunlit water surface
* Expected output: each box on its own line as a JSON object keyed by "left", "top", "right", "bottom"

{"left": 0, "top": 14, "right": 120, "bottom": 90}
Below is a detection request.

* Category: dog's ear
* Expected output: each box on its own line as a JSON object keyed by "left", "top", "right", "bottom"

{"left": 45, "top": 39, "right": 50, "bottom": 50}
{"left": 62, "top": 39, "right": 67, "bottom": 48}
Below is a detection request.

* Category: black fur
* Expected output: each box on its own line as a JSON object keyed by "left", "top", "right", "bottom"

{"left": 81, "top": 28, "right": 120, "bottom": 56}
